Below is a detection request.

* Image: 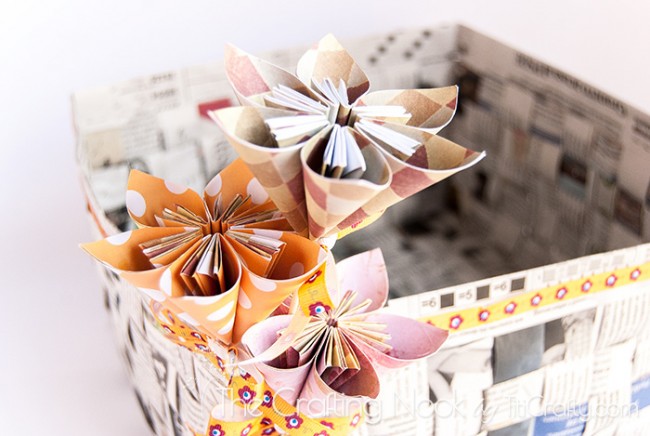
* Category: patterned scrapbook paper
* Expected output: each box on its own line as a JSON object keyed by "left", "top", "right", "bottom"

{"left": 211, "top": 34, "right": 485, "bottom": 239}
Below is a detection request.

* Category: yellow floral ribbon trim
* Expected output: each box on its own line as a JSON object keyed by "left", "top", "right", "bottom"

{"left": 421, "top": 263, "right": 649, "bottom": 333}
{"left": 294, "top": 261, "right": 336, "bottom": 317}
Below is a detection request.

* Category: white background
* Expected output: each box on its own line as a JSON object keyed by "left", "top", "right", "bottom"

{"left": 1, "top": 1, "right": 649, "bottom": 434}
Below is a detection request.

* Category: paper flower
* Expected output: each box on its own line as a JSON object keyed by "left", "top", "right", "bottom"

{"left": 239, "top": 249, "right": 447, "bottom": 416}
{"left": 82, "top": 159, "right": 327, "bottom": 344}
{"left": 210, "top": 34, "right": 484, "bottom": 239}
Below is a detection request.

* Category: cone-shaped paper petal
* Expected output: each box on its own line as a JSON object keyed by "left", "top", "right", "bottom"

{"left": 225, "top": 43, "right": 322, "bottom": 107}
{"left": 301, "top": 129, "right": 391, "bottom": 238}
{"left": 233, "top": 233, "right": 327, "bottom": 342}
{"left": 81, "top": 227, "right": 187, "bottom": 272}
{"left": 210, "top": 106, "right": 315, "bottom": 235}
{"left": 203, "top": 158, "right": 268, "bottom": 211}
{"left": 346, "top": 122, "right": 485, "bottom": 223}
{"left": 358, "top": 86, "right": 459, "bottom": 133}
{"left": 170, "top": 286, "right": 239, "bottom": 345}
{"left": 298, "top": 340, "right": 379, "bottom": 417}
{"left": 357, "top": 313, "right": 448, "bottom": 371}
{"left": 126, "top": 170, "right": 207, "bottom": 228}
{"left": 335, "top": 248, "right": 388, "bottom": 312}
{"left": 240, "top": 315, "right": 313, "bottom": 405}
{"left": 297, "top": 34, "right": 370, "bottom": 104}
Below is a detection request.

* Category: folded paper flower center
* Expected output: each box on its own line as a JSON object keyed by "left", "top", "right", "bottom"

{"left": 274, "top": 290, "right": 392, "bottom": 375}
{"left": 263, "top": 79, "right": 423, "bottom": 182}
{"left": 209, "top": 219, "right": 224, "bottom": 236}
{"left": 137, "top": 193, "right": 288, "bottom": 297}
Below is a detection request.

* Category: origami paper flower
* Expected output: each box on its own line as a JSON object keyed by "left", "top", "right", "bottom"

{"left": 210, "top": 34, "right": 484, "bottom": 239}
{"left": 83, "top": 159, "right": 327, "bottom": 344}
{"left": 239, "top": 249, "right": 448, "bottom": 416}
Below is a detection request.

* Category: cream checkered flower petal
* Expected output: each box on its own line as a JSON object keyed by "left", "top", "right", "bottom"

{"left": 357, "top": 86, "right": 460, "bottom": 133}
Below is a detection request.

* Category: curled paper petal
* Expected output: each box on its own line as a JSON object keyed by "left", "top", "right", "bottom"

{"left": 358, "top": 313, "right": 448, "bottom": 370}
{"left": 335, "top": 248, "right": 388, "bottom": 312}
{"left": 225, "top": 43, "right": 322, "bottom": 107}
{"left": 126, "top": 170, "right": 206, "bottom": 228}
{"left": 301, "top": 130, "right": 391, "bottom": 238}
{"left": 81, "top": 227, "right": 185, "bottom": 272}
{"left": 172, "top": 289, "right": 239, "bottom": 341}
{"left": 349, "top": 123, "right": 486, "bottom": 222}
{"left": 210, "top": 106, "right": 313, "bottom": 235}
{"left": 240, "top": 315, "right": 313, "bottom": 405}
{"left": 298, "top": 340, "right": 379, "bottom": 417}
{"left": 233, "top": 239, "right": 327, "bottom": 341}
{"left": 203, "top": 158, "right": 255, "bottom": 211}
{"left": 297, "top": 33, "right": 370, "bottom": 104}
{"left": 357, "top": 86, "right": 460, "bottom": 133}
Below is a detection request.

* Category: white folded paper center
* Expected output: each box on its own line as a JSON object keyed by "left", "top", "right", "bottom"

{"left": 263, "top": 78, "right": 425, "bottom": 179}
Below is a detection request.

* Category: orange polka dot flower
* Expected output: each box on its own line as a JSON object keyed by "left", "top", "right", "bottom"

{"left": 210, "top": 34, "right": 484, "bottom": 240}
{"left": 82, "top": 159, "right": 327, "bottom": 345}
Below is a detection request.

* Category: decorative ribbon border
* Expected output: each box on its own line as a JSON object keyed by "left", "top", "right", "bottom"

{"left": 421, "top": 263, "right": 648, "bottom": 333}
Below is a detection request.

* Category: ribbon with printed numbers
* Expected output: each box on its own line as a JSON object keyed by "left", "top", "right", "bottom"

{"left": 82, "top": 158, "right": 327, "bottom": 344}
{"left": 210, "top": 34, "right": 485, "bottom": 240}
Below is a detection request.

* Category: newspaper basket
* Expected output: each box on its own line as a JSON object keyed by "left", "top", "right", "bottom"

{"left": 75, "top": 24, "right": 650, "bottom": 436}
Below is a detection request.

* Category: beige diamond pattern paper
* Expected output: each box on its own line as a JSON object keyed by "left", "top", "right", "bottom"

{"left": 211, "top": 34, "right": 485, "bottom": 240}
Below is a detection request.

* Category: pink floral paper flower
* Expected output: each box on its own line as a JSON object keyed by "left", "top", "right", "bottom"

{"left": 240, "top": 249, "right": 447, "bottom": 417}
